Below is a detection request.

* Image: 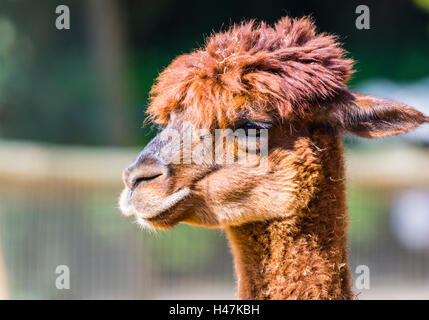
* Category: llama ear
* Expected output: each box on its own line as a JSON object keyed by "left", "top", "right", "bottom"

{"left": 333, "top": 92, "right": 429, "bottom": 138}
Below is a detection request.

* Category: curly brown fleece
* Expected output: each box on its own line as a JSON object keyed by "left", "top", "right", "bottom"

{"left": 148, "top": 16, "right": 354, "bottom": 128}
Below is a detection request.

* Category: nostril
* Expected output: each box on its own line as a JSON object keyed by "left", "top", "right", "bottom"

{"left": 123, "top": 157, "right": 169, "bottom": 190}
{"left": 131, "top": 173, "right": 163, "bottom": 189}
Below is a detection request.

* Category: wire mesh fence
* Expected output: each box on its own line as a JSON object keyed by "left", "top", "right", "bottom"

{"left": 0, "top": 140, "right": 428, "bottom": 299}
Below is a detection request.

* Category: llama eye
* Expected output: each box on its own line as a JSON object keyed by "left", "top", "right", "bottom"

{"left": 236, "top": 122, "right": 271, "bottom": 137}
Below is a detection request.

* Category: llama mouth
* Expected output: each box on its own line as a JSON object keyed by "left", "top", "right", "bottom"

{"left": 135, "top": 188, "right": 192, "bottom": 221}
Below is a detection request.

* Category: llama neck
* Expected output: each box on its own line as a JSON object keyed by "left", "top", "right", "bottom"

{"left": 226, "top": 134, "right": 353, "bottom": 300}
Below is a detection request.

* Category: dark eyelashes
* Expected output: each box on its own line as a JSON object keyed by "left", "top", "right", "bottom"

{"left": 235, "top": 121, "right": 273, "bottom": 131}
{"left": 232, "top": 121, "right": 272, "bottom": 138}
{"left": 250, "top": 121, "right": 273, "bottom": 130}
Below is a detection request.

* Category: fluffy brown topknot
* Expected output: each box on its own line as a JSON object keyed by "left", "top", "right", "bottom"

{"left": 147, "top": 16, "right": 354, "bottom": 128}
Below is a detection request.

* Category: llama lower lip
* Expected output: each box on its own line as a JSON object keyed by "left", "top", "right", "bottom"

{"left": 139, "top": 188, "right": 192, "bottom": 220}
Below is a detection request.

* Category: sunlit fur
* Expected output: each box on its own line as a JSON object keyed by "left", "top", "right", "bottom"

{"left": 147, "top": 16, "right": 354, "bottom": 129}
{"left": 120, "top": 16, "right": 429, "bottom": 300}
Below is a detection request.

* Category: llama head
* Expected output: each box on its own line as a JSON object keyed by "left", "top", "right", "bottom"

{"left": 119, "top": 16, "right": 428, "bottom": 229}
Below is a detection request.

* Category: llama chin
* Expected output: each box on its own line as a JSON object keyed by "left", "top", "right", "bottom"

{"left": 137, "top": 188, "right": 192, "bottom": 220}
{"left": 120, "top": 185, "right": 192, "bottom": 220}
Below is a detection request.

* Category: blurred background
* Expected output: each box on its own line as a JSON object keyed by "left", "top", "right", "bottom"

{"left": 0, "top": 0, "right": 428, "bottom": 299}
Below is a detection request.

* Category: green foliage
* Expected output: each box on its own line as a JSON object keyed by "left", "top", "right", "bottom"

{"left": 147, "top": 224, "right": 223, "bottom": 274}
{"left": 347, "top": 186, "right": 389, "bottom": 245}
{"left": 414, "top": 0, "right": 429, "bottom": 13}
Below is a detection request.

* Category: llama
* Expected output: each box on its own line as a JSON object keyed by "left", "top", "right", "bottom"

{"left": 119, "top": 17, "right": 429, "bottom": 299}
